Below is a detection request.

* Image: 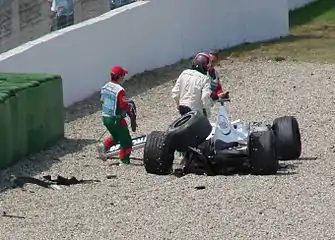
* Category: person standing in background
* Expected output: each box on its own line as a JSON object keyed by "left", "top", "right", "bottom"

{"left": 208, "top": 50, "right": 229, "bottom": 101}
{"left": 206, "top": 50, "right": 229, "bottom": 117}
{"left": 47, "top": 0, "right": 74, "bottom": 31}
{"left": 47, "top": 0, "right": 56, "bottom": 31}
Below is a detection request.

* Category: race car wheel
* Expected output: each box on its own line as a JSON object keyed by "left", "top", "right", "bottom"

{"left": 272, "top": 116, "right": 301, "bottom": 160}
{"left": 167, "top": 110, "right": 212, "bottom": 152}
{"left": 143, "top": 131, "right": 175, "bottom": 175}
{"left": 249, "top": 130, "right": 278, "bottom": 175}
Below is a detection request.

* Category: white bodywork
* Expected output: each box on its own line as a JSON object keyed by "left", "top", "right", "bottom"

{"left": 211, "top": 101, "right": 250, "bottom": 144}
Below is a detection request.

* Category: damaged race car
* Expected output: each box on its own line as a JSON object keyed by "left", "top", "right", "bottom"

{"left": 142, "top": 98, "right": 302, "bottom": 176}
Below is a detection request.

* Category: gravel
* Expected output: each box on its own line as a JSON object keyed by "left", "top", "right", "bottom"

{"left": 0, "top": 59, "right": 335, "bottom": 240}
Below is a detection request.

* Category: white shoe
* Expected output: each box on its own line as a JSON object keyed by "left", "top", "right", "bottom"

{"left": 97, "top": 143, "right": 107, "bottom": 161}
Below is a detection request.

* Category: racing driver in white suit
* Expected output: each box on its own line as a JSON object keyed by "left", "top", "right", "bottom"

{"left": 172, "top": 52, "right": 213, "bottom": 117}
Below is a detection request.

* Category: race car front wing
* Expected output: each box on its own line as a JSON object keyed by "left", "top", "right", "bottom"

{"left": 106, "top": 135, "right": 147, "bottom": 156}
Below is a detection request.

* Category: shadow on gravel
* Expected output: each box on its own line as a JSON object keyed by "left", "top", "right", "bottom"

{"left": 109, "top": 162, "right": 143, "bottom": 167}
{"left": 172, "top": 156, "right": 317, "bottom": 178}
{"left": 172, "top": 167, "right": 299, "bottom": 178}
{"left": 65, "top": 92, "right": 101, "bottom": 123}
{"left": 0, "top": 137, "right": 96, "bottom": 194}
{"left": 276, "top": 171, "right": 298, "bottom": 176}
{"left": 277, "top": 162, "right": 299, "bottom": 173}
{"left": 298, "top": 156, "right": 318, "bottom": 161}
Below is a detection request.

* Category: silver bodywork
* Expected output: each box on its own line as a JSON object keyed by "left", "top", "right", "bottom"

{"left": 205, "top": 99, "right": 250, "bottom": 149}
{"left": 106, "top": 100, "right": 267, "bottom": 156}
{"left": 209, "top": 100, "right": 270, "bottom": 147}
{"left": 209, "top": 103, "right": 249, "bottom": 144}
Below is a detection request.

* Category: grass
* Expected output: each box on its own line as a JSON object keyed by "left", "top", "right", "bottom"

{"left": 218, "top": 0, "right": 335, "bottom": 63}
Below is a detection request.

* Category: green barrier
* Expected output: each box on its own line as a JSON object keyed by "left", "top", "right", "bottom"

{"left": 0, "top": 74, "right": 64, "bottom": 169}
{"left": 24, "top": 78, "right": 64, "bottom": 153}
{"left": 0, "top": 81, "right": 34, "bottom": 165}
{"left": 9, "top": 89, "right": 28, "bottom": 164}
{"left": 42, "top": 78, "right": 64, "bottom": 146}
{"left": 0, "top": 91, "right": 12, "bottom": 168}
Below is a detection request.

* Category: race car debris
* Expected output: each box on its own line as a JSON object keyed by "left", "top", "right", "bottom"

{"left": 42, "top": 175, "right": 101, "bottom": 186}
{"left": 2, "top": 211, "right": 25, "bottom": 219}
{"left": 106, "top": 175, "right": 117, "bottom": 179}
{"left": 4, "top": 174, "right": 100, "bottom": 191}
{"left": 9, "top": 175, "right": 61, "bottom": 190}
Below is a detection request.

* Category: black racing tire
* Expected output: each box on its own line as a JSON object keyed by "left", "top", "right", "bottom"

{"left": 249, "top": 130, "right": 278, "bottom": 175}
{"left": 143, "top": 131, "right": 175, "bottom": 175}
{"left": 272, "top": 116, "right": 301, "bottom": 160}
{"left": 167, "top": 110, "right": 212, "bottom": 152}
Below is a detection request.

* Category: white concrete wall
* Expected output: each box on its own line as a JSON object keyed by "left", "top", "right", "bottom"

{"left": 0, "top": 0, "right": 289, "bottom": 107}
{"left": 288, "top": 0, "right": 316, "bottom": 10}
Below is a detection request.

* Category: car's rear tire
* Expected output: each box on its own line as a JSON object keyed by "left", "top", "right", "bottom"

{"left": 272, "top": 116, "right": 301, "bottom": 160}
{"left": 143, "top": 131, "right": 174, "bottom": 175}
{"left": 249, "top": 130, "right": 278, "bottom": 175}
{"left": 167, "top": 110, "right": 212, "bottom": 152}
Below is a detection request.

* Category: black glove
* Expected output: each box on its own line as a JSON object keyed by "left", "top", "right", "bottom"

{"left": 126, "top": 99, "right": 138, "bottom": 132}
{"left": 130, "top": 115, "right": 137, "bottom": 132}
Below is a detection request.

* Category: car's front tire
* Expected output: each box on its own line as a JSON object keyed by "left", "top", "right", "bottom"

{"left": 143, "top": 131, "right": 175, "bottom": 175}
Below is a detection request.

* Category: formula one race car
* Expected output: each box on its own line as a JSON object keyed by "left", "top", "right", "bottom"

{"left": 142, "top": 98, "right": 302, "bottom": 176}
